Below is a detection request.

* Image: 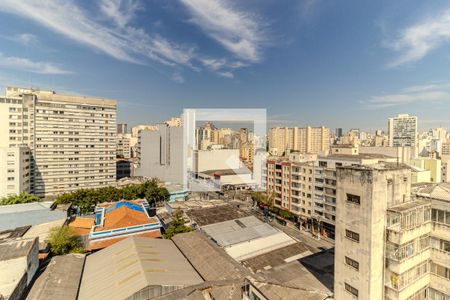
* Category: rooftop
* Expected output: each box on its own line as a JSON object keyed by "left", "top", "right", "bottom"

{"left": 78, "top": 236, "right": 203, "bottom": 300}
{"left": 322, "top": 153, "right": 395, "bottom": 160}
{"left": 416, "top": 182, "right": 450, "bottom": 201}
{"left": 201, "top": 216, "right": 296, "bottom": 261}
{"left": 0, "top": 202, "right": 68, "bottom": 231}
{"left": 388, "top": 199, "right": 431, "bottom": 213}
{"left": 0, "top": 237, "right": 37, "bottom": 261}
{"left": 186, "top": 204, "right": 250, "bottom": 226}
{"left": 242, "top": 243, "right": 314, "bottom": 273}
{"left": 26, "top": 254, "right": 85, "bottom": 300}
{"left": 200, "top": 168, "right": 252, "bottom": 177}
{"left": 22, "top": 219, "right": 66, "bottom": 250}
{"left": 202, "top": 216, "right": 280, "bottom": 247}
{"left": 337, "top": 162, "right": 411, "bottom": 171}
{"left": 172, "top": 231, "right": 250, "bottom": 281}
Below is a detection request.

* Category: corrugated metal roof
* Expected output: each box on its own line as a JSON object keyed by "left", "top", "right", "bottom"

{"left": 26, "top": 254, "right": 85, "bottom": 300}
{"left": 0, "top": 202, "right": 67, "bottom": 231}
{"left": 78, "top": 236, "right": 203, "bottom": 300}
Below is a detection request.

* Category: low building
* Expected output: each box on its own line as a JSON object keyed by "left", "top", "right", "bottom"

{"left": 78, "top": 236, "right": 203, "bottom": 300}
{"left": 0, "top": 237, "right": 39, "bottom": 300}
{"left": 165, "top": 183, "right": 189, "bottom": 202}
{"left": 26, "top": 253, "right": 85, "bottom": 300}
{"left": 201, "top": 215, "right": 296, "bottom": 261}
{"left": 0, "top": 201, "right": 69, "bottom": 231}
{"left": 198, "top": 168, "right": 255, "bottom": 190}
{"left": 411, "top": 157, "right": 442, "bottom": 183}
{"left": 116, "top": 159, "right": 132, "bottom": 179}
{"left": 84, "top": 200, "right": 162, "bottom": 250}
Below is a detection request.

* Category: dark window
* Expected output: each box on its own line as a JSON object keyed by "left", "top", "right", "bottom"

{"left": 346, "top": 229, "right": 360, "bottom": 242}
{"left": 347, "top": 193, "right": 361, "bottom": 205}
{"left": 345, "top": 256, "right": 359, "bottom": 270}
{"left": 345, "top": 283, "right": 359, "bottom": 297}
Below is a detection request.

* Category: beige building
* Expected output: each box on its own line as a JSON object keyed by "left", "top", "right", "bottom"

{"left": 268, "top": 126, "right": 330, "bottom": 156}
{"left": 335, "top": 164, "right": 450, "bottom": 300}
{"left": 266, "top": 157, "right": 315, "bottom": 227}
{"left": 411, "top": 157, "right": 442, "bottom": 183}
{"left": 0, "top": 86, "right": 117, "bottom": 197}
{"left": 0, "top": 146, "right": 30, "bottom": 198}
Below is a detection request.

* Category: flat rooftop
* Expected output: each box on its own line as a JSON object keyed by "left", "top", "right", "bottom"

{"left": 388, "top": 199, "right": 431, "bottom": 213}
{"left": 0, "top": 202, "right": 68, "bottom": 231}
{"left": 186, "top": 204, "right": 250, "bottom": 226}
{"left": 202, "top": 216, "right": 279, "bottom": 247}
{"left": 200, "top": 168, "right": 252, "bottom": 176}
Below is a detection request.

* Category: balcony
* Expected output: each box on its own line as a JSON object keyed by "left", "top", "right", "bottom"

{"left": 432, "top": 222, "right": 450, "bottom": 241}
{"left": 431, "top": 248, "right": 450, "bottom": 267}
{"left": 386, "top": 248, "right": 431, "bottom": 274}
{"left": 387, "top": 223, "right": 432, "bottom": 245}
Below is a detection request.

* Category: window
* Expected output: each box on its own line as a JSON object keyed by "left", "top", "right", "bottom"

{"left": 346, "top": 229, "right": 360, "bottom": 242}
{"left": 347, "top": 193, "right": 360, "bottom": 205}
{"left": 345, "top": 256, "right": 359, "bottom": 270}
{"left": 344, "top": 283, "right": 358, "bottom": 297}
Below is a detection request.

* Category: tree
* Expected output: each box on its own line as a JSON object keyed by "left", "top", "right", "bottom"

{"left": 163, "top": 209, "right": 193, "bottom": 239}
{"left": 0, "top": 192, "right": 41, "bottom": 206}
{"left": 144, "top": 179, "right": 169, "bottom": 206}
{"left": 48, "top": 226, "right": 83, "bottom": 255}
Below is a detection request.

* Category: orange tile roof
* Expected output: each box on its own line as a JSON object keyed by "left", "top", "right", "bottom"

{"left": 95, "top": 205, "right": 149, "bottom": 232}
{"left": 69, "top": 217, "right": 94, "bottom": 235}
{"left": 88, "top": 231, "right": 161, "bottom": 251}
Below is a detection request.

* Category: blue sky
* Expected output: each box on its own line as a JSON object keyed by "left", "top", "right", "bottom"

{"left": 0, "top": 0, "right": 450, "bottom": 131}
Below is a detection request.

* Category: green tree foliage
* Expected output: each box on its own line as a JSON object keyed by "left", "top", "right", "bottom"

{"left": 48, "top": 226, "right": 83, "bottom": 255}
{"left": 55, "top": 179, "right": 169, "bottom": 214}
{"left": 144, "top": 180, "right": 169, "bottom": 206}
{"left": 163, "top": 209, "right": 193, "bottom": 239}
{"left": 0, "top": 192, "right": 41, "bottom": 206}
{"left": 251, "top": 191, "right": 273, "bottom": 209}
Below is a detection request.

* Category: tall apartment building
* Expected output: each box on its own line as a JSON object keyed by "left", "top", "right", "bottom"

{"left": 117, "top": 134, "right": 131, "bottom": 159}
{"left": 266, "top": 155, "right": 315, "bottom": 228}
{"left": 117, "top": 123, "right": 127, "bottom": 134}
{"left": 268, "top": 126, "right": 330, "bottom": 156}
{"left": 335, "top": 165, "right": 450, "bottom": 300}
{"left": 135, "top": 124, "right": 183, "bottom": 184}
{"left": 0, "top": 86, "right": 117, "bottom": 197}
{"left": 0, "top": 146, "right": 30, "bottom": 198}
{"left": 389, "top": 114, "right": 418, "bottom": 148}
{"left": 313, "top": 146, "right": 397, "bottom": 239}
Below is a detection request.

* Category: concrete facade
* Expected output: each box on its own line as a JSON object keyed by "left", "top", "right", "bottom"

{"left": 135, "top": 124, "right": 184, "bottom": 184}
{"left": 268, "top": 126, "right": 330, "bottom": 156}
{"left": 0, "top": 146, "right": 30, "bottom": 198}
{"left": 0, "top": 86, "right": 117, "bottom": 197}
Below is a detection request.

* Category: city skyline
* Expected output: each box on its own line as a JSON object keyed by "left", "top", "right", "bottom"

{"left": 0, "top": 1, "right": 449, "bottom": 130}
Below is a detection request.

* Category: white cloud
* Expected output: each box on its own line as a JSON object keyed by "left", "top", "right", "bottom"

{"left": 171, "top": 72, "right": 185, "bottom": 83}
{"left": 180, "top": 0, "right": 266, "bottom": 62}
{"left": 363, "top": 82, "right": 450, "bottom": 109}
{"left": 387, "top": 9, "right": 450, "bottom": 67}
{"left": 217, "top": 71, "right": 233, "bottom": 78}
{"left": 99, "top": 0, "right": 142, "bottom": 28}
{"left": 15, "top": 33, "right": 37, "bottom": 46}
{"left": 0, "top": 52, "right": 71, "bottom": 74}
{"left": 0, "top": 0, "right": 196, "bottom": 67}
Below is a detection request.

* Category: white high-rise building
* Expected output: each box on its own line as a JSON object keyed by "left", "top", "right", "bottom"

{"left": 0, "top": 86, "right": 117, "bottom": 197}
{"left": 388, "top": 114, "right": 418, "bottom": 148}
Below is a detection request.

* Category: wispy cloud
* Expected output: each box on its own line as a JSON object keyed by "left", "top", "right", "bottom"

{"left": 170, "top": 72, "right": 185, "bottom": 83}
{"left": 180, "top": 0, "right": 267, "bottom": 63}
{"left": 14, "top": 33, "right": 37, "bottom": 46}
{"left": 387, "top": 9, "right": 450, "bottom": 67}
{"left": 0, "top": 0, "right": 196, "bottom": 67}
{"left": 99, "top": 0, "right": 142, "bottom": 28}
{"left": 0, "top": 52, "right": 71, "bottom": 74}
{"left": 363, "top": 82, "right": 450, "bottom": 109}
